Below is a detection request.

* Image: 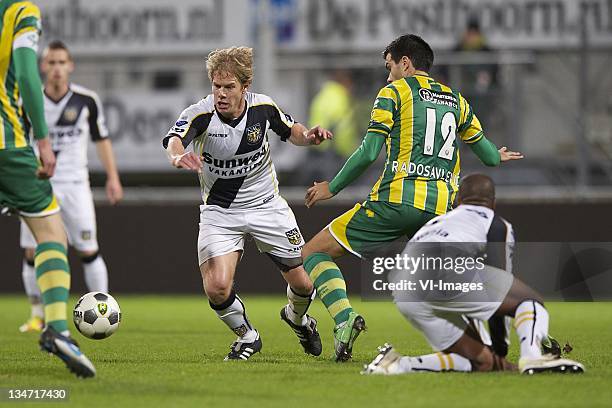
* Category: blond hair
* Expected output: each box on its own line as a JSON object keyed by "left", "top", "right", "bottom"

{"left": 206, "top": 46, "right": 254, "bottom": 86}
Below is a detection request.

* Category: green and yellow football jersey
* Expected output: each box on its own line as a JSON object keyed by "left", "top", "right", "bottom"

{"left": 367, "top": 74, "right": 484, "bottom": 215}
{"left": 0, "top": 0, "right": 41, "bottom": 150}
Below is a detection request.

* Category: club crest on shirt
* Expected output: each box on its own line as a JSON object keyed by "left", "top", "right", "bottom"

{"left": 246, "top": 123, "right": 262, "bottom": 144}
{"left": 62, "top": 107, "right": 79, "bottom": 123}
{"left": 81, "top": 230, "right": 92, "bottom": 240}
{"left": 285, "top": 228, "right": 303, "bottom": 245}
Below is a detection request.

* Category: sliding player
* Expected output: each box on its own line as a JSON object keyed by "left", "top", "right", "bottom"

{"left": 363, "top": 174, "right": 584, "bottom": 375}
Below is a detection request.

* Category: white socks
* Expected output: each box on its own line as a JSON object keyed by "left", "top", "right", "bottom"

{"left": 210, "top": 291, "right": 258, "bottom": 343}
{"left": 284, "top": 285, "right": 315, "bottom": 326}
{"left": 514, "top": 300, "right": 549, "bottom": 359}
{"left": 22, "top": 259, "right": 43, "bottom": 318}
{"left": 398, "top": 352, "right": 472, "bottom": 373}
{"left": 82, "top": 253, "right": 109, "bottom": 292}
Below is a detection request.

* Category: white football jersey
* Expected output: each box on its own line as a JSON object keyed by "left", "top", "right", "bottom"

{"left": 411, "top": 204, "right": 515, "bottom": 271}
{"left": 44, "top": 83, "right": 109, "bottom": 182}
{"left": 163, "top": 92, "right": 295, "bottom": 209}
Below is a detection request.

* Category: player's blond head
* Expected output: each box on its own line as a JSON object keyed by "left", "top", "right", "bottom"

{"left": 206, "top": 47, "right": 254, "bottom": 86}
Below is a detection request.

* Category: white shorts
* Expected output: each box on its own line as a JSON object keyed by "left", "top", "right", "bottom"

{"left": 393, "top": 266, "right": 514, "bottom": 351}
{"left": 20, "top": 180, "right": 99, "bottom": 252}
{"left": 197, "top": 196, "right": 304, "bottom": 265}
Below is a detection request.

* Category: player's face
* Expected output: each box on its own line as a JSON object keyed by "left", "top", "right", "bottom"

{"left": 41, "top": 49, "right": 74, "bottom": 87}
{"left": 212, "top": 72, "right": 247, "bottom": 119}
{"left": 385, "top": 53, "right": 411, "bottom": 83}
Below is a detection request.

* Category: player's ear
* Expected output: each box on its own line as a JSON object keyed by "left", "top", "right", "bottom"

{"left": 402, "top": 56, "right": 413, "bottom": 74}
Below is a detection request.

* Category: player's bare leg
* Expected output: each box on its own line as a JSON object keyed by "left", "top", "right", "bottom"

{"left": 24, "top": 213, "right": 95, "bottom": 378}
{"left": 77, "top": 249, "right": 109, "bottom": 293}
{"left": 279, "top": 264, "right": 322, "bottom": 356}
{"left": 496, "top": 278, "right": 584, "bottom": 374}
{"left": 302, "top": 228, "right": 346, "bottom": 259}
{"left": 302, "top": 228, "right": 365, "bottom": 361}
{"left": 201, "top": 251, "right": 261, "bottom": 360}
{"left": 445, "top": 331, "right": 516, "bottom": 371}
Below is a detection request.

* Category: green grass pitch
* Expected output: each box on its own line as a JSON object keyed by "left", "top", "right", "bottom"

{"left": 1, "top": 295, "right": 611, "bottom": 407}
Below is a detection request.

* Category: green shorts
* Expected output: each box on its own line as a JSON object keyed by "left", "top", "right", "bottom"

{"left": 0, "top": 147, "right": 59, "bottom": 217}
{"left": 328, "top": 200, "right": 437, "bottom": 258}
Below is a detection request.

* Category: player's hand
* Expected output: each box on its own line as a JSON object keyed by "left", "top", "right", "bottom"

{"left": 499, "top": 147, "right": 524, "bottom": 162}
{"left": 106, "top": 177, "right": 123, "bottom": 205}
{"left": 305, "top": 125, "right": 333, "bottom": 145}
{"left": 171, "top": 152, "right": 203, "bottom": 173}
{"left": 305, "top": 181, "right": 333, "bottom": 208}
{"left": 36, "top": 137, "right": 56, "bottom": 179}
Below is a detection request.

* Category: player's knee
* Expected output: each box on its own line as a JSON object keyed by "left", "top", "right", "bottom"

{"left": 285, "top": 267, "right": 313, "bottom": 294}
{"left": 79, "top": 250, "right": 99, "bottom": 263}
{"left": 294, "top": 279, "right": 313, "bottom": 295}
{"left": 43, "top": 214, "right": 68, "bottom": 244}
{"left": 206, "top": 288, "right": 232, "bottom": 305}
{"left": 204, "top": 279, "right": 233, "bottom": 304}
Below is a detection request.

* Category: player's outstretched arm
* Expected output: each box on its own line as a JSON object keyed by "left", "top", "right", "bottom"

{"left": 289, "top": 123, "right": 333, "bottom": 146}
{"left": 95, "top": 139, "right": 123, "bottom": 205}
{"left": 305, "top": 133, "right": 384, "bottom": 208}
{"left": 468, "top": 136, "right": 523, "bottom": 166}
{"left": 165, "top": 136, "right": 203, "bottom": 173}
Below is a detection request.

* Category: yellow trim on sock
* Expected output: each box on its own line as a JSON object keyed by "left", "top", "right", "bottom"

{"left": 35, "top": 250, "right": 68, "bottom": 267}
{"left": 515, "top": 310, "right": 534, "bottom": 320}
{"left": 44, "top": 301, "right": 67, "bottom": 323}
{"left": 436, "top": 353, "right": 447, "bottom": 370}
{"left": 328, "top": 298, "right": 352, "bottom": 318}
{"left": 446, "top": 354, "right": 454, "bottom": 370}
{"left": 321, "top": 278, "right": 347, "bottom": 293}
{"left": 37, "top": 270, "right": 70, "bottom": 292}
{"left": 309, "top": 261, "right": 338, "bottom": 283}
{"left": 514, "top": 317, "right": 534, "bottom": 328}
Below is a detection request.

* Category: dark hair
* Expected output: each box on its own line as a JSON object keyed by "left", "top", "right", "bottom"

{"left": 383, "top": 34, "right": 434, "bottom": 72}
{"left": 45, "top": 40, "right": 72, "bottom": 59}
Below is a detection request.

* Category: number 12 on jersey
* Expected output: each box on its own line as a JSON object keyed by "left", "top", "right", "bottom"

{"left": 423, "top": 108, "right": 456, "bottom": 161}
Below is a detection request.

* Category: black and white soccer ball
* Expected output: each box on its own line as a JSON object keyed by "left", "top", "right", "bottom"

{"left": 73, "top": 292, "right": 121, "bottom": 339}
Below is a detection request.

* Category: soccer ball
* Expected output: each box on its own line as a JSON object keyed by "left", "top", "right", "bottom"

{"left": 73, "top": 292, "right": 121, "bottom": 339}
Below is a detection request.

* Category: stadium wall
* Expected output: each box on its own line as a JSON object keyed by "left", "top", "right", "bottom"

{"left": 1, "top": 201, "right": 611, "bottom": 295}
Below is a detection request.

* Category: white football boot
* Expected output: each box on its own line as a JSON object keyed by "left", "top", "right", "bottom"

{"left": 361, "top": 343, "right": 405, "bottom": 375}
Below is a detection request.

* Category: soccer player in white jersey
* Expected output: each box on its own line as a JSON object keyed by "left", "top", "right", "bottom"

{"left": 363, "top": 174, "right": 584, "bottom": 375}
{"left": 163, "top": 47, "right": 332, "bottom": 360}
{"left": 19, "top": 40, "right": 123, "bottom": 333}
